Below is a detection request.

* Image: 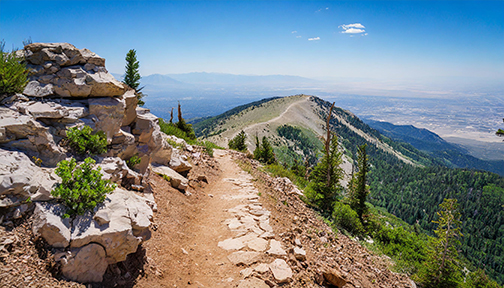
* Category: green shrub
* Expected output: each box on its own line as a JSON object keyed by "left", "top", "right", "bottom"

{"left": 159, "top": 118, "right": 192, "bottom": 142}
{"left": 52, "top": 157, "right": 116, "bottom": 218}
{"left": 66, "top": 125, "right": 107, "bottom": 156}
{"left": 228, "top": 130, "right": 247, "bottom": 151}
{"left": 332, "top": 202, "right": 365, "bottom": 235}
{"left": 253, "top": 136, "right": 276, "bottom": 164}
{"left": 0, "top": 41, "right": 28, "bottom": 95}
{"left": 126, "top": 154, "right": 141, "bottom": 170}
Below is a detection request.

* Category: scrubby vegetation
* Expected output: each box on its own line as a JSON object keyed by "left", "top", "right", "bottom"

{"left": 253, "top": 136, "right": 277, "bottom": 165}
{"left": 126, "top": 154, "right": 141, "bottom": 170}
{"left": 0, "top": 41, "right": 28, "bottom": 95}
{"left": 228, "top": 130, "right": 247, "bottom": 152}
{"left": 52, "top": 158, "right": 116, "bottom": 218}
{"left": 66, "top": 125, "right": 107, "bottom": 156}
{"left": 159, "top": 107, "right": 222, "bottom": 157}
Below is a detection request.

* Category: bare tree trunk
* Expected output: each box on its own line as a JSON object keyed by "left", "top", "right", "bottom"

{"left": 326, "top": 102, "right": 335, "bottom": 187}
{"left": 169, "top": 107, "right": 174, "bottom": 124}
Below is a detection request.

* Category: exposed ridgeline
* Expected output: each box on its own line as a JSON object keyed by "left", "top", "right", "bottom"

{"left": 0, "top": 43, "right": 194, "bottom": 284}
{"left": 196, "top": 95, "right": 504, "bottom": 284}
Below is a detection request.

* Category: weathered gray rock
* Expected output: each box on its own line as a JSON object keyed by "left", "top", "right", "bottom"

{"left": 88, "top": 97, "right": 125, "bottom": 143}
{"left": 56, "top": 243, "right": 108, "bottom": 283}
{"left": 70, "top": 188, "right": 152, "bottom": 263}
{"left": 32, "top": 202, "right": 71, "bottom": 248}
{"left": 22, "top": 43, "right": 127, "bottom": 98}
{"left": 132, "top": 110, "right": 158, "bottom": 144}
{"left": 0, "top": 108, "right": 66, "bottom": 166}
{"left": 169, "top": 150, "right": 192, "bottom": 173}
{"left": 23, "top": 81, "right": 54, "bottom": 97}
{"left": 121, "top": 90, "right": 137, "bottom": 126}
{"left": 151, "top": 165, "right": 189, "bottom": 192}
{"left": 269, "top": 259, "right": 292, "bottom": 283}
{"left": 98, "top": 157, "right": 141, "bottom": 186}
{"left": 150, "top": 133, "right": 173, "bottom": 166}
{"left": 0, "top": 149, "right": 57, "bottom": 208}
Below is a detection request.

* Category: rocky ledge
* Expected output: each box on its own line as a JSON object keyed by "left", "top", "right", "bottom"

{"left": 0, "top": 43, "right": 196, "bottom": 283}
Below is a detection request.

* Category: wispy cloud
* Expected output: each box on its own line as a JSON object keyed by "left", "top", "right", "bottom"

{"left": 296, "top": 36, "right": 302, "bottom": 38}
{"left": 316, "top": 7, "right": 329, "bottom": 12}
{"left": 292, "top": 31, "right": 297, "bottom": 34}
{"left": 308, "top": 37, "right": 320, "bottom": 41}
{"left": 339, "top": 23, "right": 367, "bottom": 35}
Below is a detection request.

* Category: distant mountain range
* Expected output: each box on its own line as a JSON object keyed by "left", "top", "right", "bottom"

{"left": 363, "top": 119, "right": 504, "bottom": 176}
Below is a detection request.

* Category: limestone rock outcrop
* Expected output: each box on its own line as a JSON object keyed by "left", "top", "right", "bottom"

{"left": 32, "top": 188, "right": 153, "bottom": 281}
{"left": 0, "top": 43, "right": 180, "bottom": 283}
{"left": 21, "top": 43, "right": 127, "bottom": 98}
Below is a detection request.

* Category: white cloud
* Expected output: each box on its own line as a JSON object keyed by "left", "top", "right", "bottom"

{"left": 339, "top": 23, "right": 367, "bottom": 35}
{"left": 308, "top": 37, "right": 320, "bottom": 41}
{"left": 292, "top": 31, "right": 297, "bottom": 34}
{"left": 296, "top": 36, "right": 302, "bottom": 38}
{"left": 315, "top": 7, "right": 329, "bottom": 12}
{"left": 342, "top": 28, "right": 366, "bottom": 34}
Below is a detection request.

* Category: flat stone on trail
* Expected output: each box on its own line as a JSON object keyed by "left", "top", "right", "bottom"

{"left": 237, "top": 277, "right": 270, "bottom": 288}
{"left": 218, "top": 238, "right": 245, "bottom": 251}
{"left": 227, "top": 251, "right": 261, "bottom": 266}
{"left": 269, "top": 259, "right": 293, "bottom": 283}
{"left": 260, "top": 232, "right": 275, "bottom": 239}
{"left": 259, "top": 221, "right": 273, "bottom": 233}
{"left": 227, "top": 218, "right": 243, "bottom": 230}
{"left": 247, "top": 237, "right": 269, "bottom": 252}
{"left": 240, "top": 267, "right": 253, "bottom": 278}
{"left": 267, "top": 239, "right": 287, "bottom": 256}
{"left": 254, "top": 263, "right": 270, "bottom": 273}
{"left": 249, "top": 209, "right": 266, "bottom": 216}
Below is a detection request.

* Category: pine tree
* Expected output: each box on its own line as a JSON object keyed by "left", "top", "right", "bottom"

{"left": 123, "top": 49, "right": 146, "bottom": 106}
{"left": 349, "top": 144, "right": 370, "bottom": 223}
{"left": 229, "top": 130, "right": 247, "bottom": 151}
{"left": 252, "top": 136, "right": 276, "bottom": 164}
{"left": 176, "top": 102, "right": 195, "bottom": 139}
{"left": 308, "top": 132, "right": 343, "bottom": 214}
{"left": 417, "top": 198, "right": 463, "bottom": 288}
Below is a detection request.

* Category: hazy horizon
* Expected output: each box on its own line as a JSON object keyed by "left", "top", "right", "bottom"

{"left": 2, "top": 0, "right": 503, "bottom": 88}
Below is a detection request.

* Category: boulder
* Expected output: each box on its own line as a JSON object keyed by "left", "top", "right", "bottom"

{"left": 151, "top": 165, "right": 188, "bottom": 192}
{"left": 323, "top": 268, "right": 347, "bottom": 287}
{"left": 169, "top": 150, "right": 192, "bottom": 173}
{"left": 132, "top": 110, "right": 158, "bottom": 144}
{"left": 293, "top": 247, "right": 306, "bottom": 261}
{"left": 0, "top": 149, "right": 57, "bottom": 208}
{"left": 56, "top": 243, "right": 108, "bottom": 283}
{"left": 70, "top": 188, "right": 153, "bottom": 263}
{"left": 88, "top": 97, "right": 126, "bottom": 143}
{"left": 269, "top": 259, "right": 293, "bottom": 283}
{"left": 150, "top": 133, "right": 173, "bottom": 166}
{"left": 32, "top": 202, "right": 71, "bottom": 248}
{"left": 23, "top": 81, "right": 54, "bottom": 97}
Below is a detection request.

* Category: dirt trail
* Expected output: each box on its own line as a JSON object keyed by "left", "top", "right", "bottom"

{"left": 136, "top": 150, "right": 280, "bottom": 288}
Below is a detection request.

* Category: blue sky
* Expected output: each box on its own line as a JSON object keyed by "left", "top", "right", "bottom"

{"left": 1, "top": 0, "right": 503, "bottom": 83}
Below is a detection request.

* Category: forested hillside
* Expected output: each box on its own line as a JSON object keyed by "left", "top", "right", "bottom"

{"left": 313, "top": 99, "right": 504, "bottom": 284}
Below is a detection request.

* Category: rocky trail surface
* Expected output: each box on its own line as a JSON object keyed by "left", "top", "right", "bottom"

{"left": 135, "top": 150, "right": 416, "bottom": 288}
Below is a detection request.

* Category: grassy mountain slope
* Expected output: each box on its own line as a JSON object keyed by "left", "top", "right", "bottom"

{"left": 365, "top": 119, "right": 504, "bottom": 176}
{"left": 196, "top": 95, "right": 504, "bottom": 284}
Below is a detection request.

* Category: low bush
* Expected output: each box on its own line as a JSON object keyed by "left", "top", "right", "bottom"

{"left": 126, "top": 154, "right": 141, "bottom": 170}
{"left": 66, "top": 125, "right": 107, "bottom": 156}
{"left": 332, "top": 202, "right": 365, "bottom": 235}
{"left": 52, "top": 157, "right": 116, "bottom": 218}
{"left": 0, "top": 41, "right": 28, "bottom": 95}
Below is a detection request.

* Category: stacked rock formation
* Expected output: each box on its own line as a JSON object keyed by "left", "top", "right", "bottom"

{"left": 0, "top": 43, "right": 191, "bottom": 283}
